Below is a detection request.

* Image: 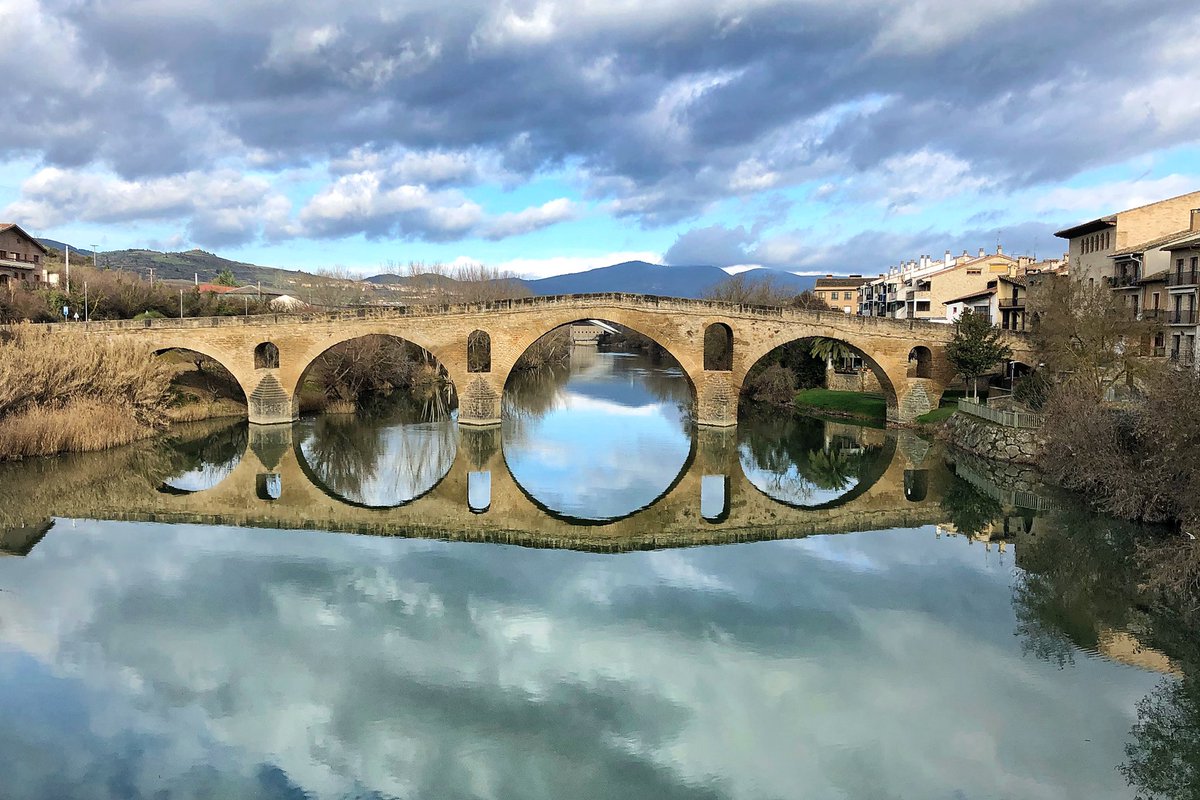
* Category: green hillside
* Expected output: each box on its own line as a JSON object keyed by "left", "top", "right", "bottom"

{"left": 99, "top": 249, "right": 313, "bottom": 290}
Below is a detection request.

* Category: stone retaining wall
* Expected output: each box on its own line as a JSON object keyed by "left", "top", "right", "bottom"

{"left": 946, "top": 412, "right": 1044, "bottom": 464}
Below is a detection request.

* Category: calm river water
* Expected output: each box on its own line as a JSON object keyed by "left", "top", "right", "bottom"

{"left": 0, "top": 347, "right": 1191, "bottom": 799}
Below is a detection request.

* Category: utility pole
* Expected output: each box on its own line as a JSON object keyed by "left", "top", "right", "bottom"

{"left": 65, "top": 245, "right": 71, "bottom": 293}
{"left": 84, "top": 282, "right": 89, "bottom": 323}
{"left": 180, "top": 289, "right": 184, "bottom": 319}
{"left": 91, "top": 244, "right": 98, "bottom": 272}
{"left": 148, "top": 266, "right": 155, "bottom": 286}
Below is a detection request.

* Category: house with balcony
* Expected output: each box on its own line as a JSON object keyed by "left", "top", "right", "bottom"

{"left": 0, "top": 223, "right": 49, "bottom": 287}
{"left": 1054, "top": 191, "right": 1200, "bottom": 288}
{"left": 1164, "top": 226, "right": 1200, "bottom": 366}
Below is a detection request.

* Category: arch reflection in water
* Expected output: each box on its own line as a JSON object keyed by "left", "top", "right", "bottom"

{"left": 738, "top": 411, "right": 891, "bottom": 508}
{"left": 157, "top": 421, "right": 248, "bottom": 494}
{"left": 503, "top": 346, "right": 693, "bottom": 521}
{"left": 295, "top": 401, "right": 457, "bottom": 508}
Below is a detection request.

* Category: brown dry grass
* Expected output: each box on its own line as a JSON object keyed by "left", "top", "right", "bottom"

{"left": 0, "top": 328, "right": 172, "bottom": 459}
{"left": 0, "top": 399, "right": 152, "bottom": 459}
{"left": 164, "top": 398, "right": 246, "bottom": 423}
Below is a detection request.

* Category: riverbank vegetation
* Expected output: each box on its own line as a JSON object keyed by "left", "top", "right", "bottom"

{"left": 0, "top": 329, "right": 170, "bottom": 459}
{"left": 1, "top": 262, "right": 274, "bottom": 323}
{"left": 298, "top": 335, "right": 455, "bottom": 416}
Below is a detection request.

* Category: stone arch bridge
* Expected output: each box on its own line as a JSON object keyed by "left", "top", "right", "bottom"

{"left": 29, "top": 293, "right": 1030, "bottom": 426}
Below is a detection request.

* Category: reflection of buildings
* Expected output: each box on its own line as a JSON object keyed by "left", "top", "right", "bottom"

{"left": 1096, "top": 628, "right": 1181, "bottom": 676}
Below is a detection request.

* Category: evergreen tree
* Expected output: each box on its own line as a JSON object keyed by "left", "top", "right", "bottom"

{"left": 946, "top": 311, "right": 1012, "bottom": 399}
{"left": 214, "top": 268, "right": 239, "bottom": 287}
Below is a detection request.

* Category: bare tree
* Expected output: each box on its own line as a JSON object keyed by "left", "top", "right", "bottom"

{"left": 304, "top": 266, "right": 375, "bottom": 309}
{"left": 704, "top": 274, "right": 795, "bottom": 307}
{"left": 382, "top": 260, "right": 531, "bottom": 305}
{"left": 1027, "top": 275, "right": 1158, "bottom": 401}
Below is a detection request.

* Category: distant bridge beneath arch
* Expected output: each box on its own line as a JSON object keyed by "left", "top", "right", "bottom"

{"left": 26, "top": 293, "right": 1031, "bottom": 426}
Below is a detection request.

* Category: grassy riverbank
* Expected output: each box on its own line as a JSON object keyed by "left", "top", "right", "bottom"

{"left": 792, "top": 389, "right": 887, "bottom": 421}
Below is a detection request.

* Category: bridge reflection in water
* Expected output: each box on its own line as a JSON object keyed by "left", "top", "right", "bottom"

{"left": 0, "top": 413, "right": 956, "bottom": 555}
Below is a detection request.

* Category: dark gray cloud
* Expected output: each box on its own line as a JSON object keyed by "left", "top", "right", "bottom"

{"left": 3, "top": 0, "right": 1198, "bottom": 237}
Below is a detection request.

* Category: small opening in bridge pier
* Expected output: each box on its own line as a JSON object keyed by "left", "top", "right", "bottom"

{"left": 703, "top": 323, "right": 733, "bottom": 371}
{"left": 907, "top": 346, "right": 932, "bottom": 379}
{"left": 256, "top": 473, "right": 282, "bottom": 501}
{"left": 467, "top": 330, "right": 491, "bottom": 373}
{"left": 904, "top": 470, "right": 928, "bottom": 502}
{"left": 254, "top": 341, "right": 280, "bottom": 369}
{"left": 468, "top": 471, "right": 491, "bottom": 513}
{"left": 701, "top": 474, "right": 730, "bottom": 522}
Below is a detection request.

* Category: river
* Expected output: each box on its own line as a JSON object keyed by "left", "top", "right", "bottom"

{"left": 0, "top": 346, "right": 1192, "bottom": 799}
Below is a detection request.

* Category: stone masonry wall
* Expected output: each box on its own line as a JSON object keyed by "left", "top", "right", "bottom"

{"left": 946, "top": 412, "right": 1044, "bottom": 465}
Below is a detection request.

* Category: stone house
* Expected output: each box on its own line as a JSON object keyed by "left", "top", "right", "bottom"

{"left": 812, "top": 275, "right": 866, "bottom": 314}
{"left": 0, "top": 223, "right": 49, "bottom": 287}
{"left": 1054, "top": 190, "right": 1200, "bottom": 288}
{"left": 860, "top": 247, "right": 1030, "bottom": 323}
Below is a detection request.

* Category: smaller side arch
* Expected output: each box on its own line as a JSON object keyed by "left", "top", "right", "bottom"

{"left": 467, "top": 330, "right": 491, "bottom": 373}
{"left": 704, "top": 323, "right": 733, "bottom": 371}
{"left": 907, "top": 346, "right": 932, "bottom": 379}
{"left": 254, "top": 341, "right": 280, "bottom": 369}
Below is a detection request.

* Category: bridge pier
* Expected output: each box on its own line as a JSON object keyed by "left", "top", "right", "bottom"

{"left": 456, "top": 375, "right": 503, "bottom": 427}
{"left": 890, "top": 379, "right": 943, "bottom": 424}
{"left": 695, "top": 372, "right": 738, "bottom": 427}
{"left": 247, "top": 370, "right": 299, "bottom": 425}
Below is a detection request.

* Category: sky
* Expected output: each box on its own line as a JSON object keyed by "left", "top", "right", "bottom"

{"left": 3, "top": 0, "right": 1200, "bottom": 279}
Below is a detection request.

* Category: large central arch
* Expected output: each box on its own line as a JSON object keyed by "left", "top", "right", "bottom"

{"left": 498, "top": 318, "right": 697, "bottom": 521}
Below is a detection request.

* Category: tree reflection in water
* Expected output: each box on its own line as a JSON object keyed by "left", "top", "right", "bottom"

{"left": 297, "top": 397, "right": 457, "bottom": 507}
{"left": 1008, "top": 506, "right": 1200, "bottom": 798}
{"left": 156, "top": 420, "right": 248, "bottom": 492}
{"left": 737, "top": 409, "right": 884, "bottom": 507}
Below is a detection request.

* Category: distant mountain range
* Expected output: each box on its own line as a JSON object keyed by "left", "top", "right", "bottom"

{"left": 367, "top": 261, "right": 819, "bottom": 299}
{"left": 36, "top": 240, "right": 821, "bottom": 300}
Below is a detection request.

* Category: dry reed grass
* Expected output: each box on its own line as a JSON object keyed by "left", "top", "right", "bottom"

{"left": 0, "top": 399, "right": 152, "bottom": 459}
{"left": 0, "top": 328, "right": 172, "bottom": 459}
{"left": 164, "top": 398, "right": 246, "bottom": 423}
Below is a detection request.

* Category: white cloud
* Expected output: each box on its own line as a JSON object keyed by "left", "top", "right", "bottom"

{"left": 3, "top": 167, "right": 292, "bottom": 247}
{"left": 480, "top": 198, "right": 577, "bottom": 240}
{"left": 1034, "top": 174, "right": 1200, "bottom": 217}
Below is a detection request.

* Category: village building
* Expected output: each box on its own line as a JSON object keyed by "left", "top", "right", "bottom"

{"left": 1053, "top": 190, "right": 1200, "bottom": 288}
{"left": 812, "top": 275, "right": 865, "bottom": 314}
{"left": 1163, "top": 226, "right": 1200, "bottom": 365}
{"left": 0, "top": 223, "right": 49, "bottom": 287}
{"left": 859, "top": 247, "right": 1041, "bottom": 323}
{"left": 568, "top": 319, "right": 621, "bottom": 345}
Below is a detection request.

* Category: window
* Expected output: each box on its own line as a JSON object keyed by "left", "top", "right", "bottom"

{"left": 254, "top": 341, "right": 280, "bottom": 369}
{"left": 467, "top": 330, "right": 491, "bottom": 373}
{"left": 967, "top": 269, "right": 981, "bottom": 275}
{"left": 1153, "top": 292, "right": 1160, "bottom": 310}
